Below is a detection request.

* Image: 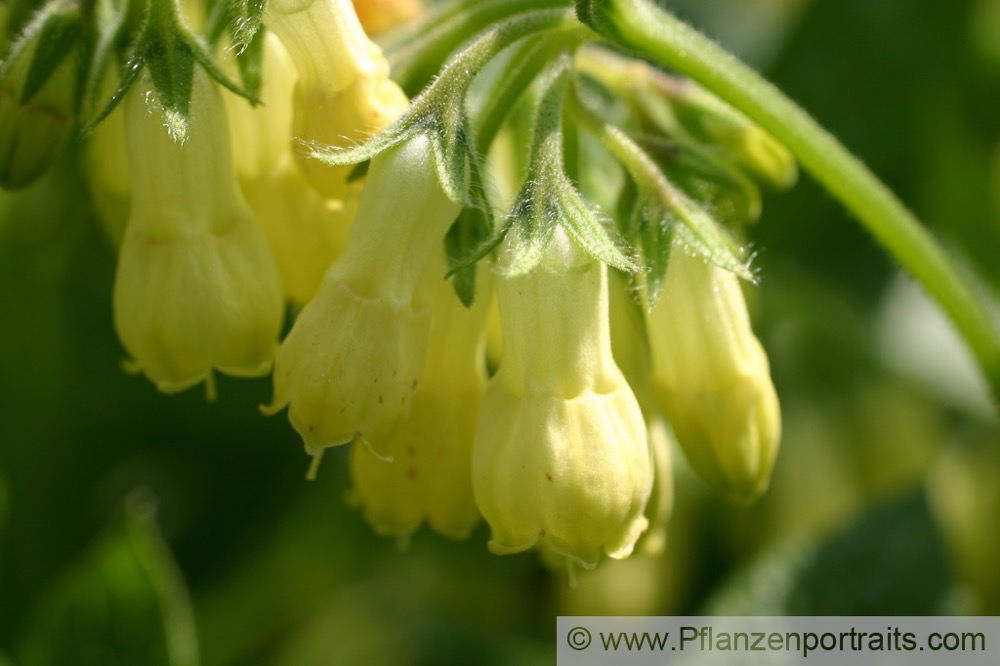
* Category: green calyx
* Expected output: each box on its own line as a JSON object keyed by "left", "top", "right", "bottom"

{"left": 83, "top": 0, "right": 261, "bottom": 142}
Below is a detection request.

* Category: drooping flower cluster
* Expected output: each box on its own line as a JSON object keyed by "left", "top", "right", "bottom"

{"left": 8, "top": 0, "right": 789, "bottom": 571}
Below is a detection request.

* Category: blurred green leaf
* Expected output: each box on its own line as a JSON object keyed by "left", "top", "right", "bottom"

{"left": 18, "top": 491, "right": 199, "bottom": 666}
{"left": 706, "top": 490, "right": 952, "bottom": 614}
{"left": 787, "top": 490, "right": 951, "bottom": 614}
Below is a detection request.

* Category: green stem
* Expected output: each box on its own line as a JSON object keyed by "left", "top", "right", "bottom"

{"left": 386, "top": 0, "right": 571, "bottom": 95}
{"left": 475, "top": 24, "right": 588, "bottom": 155}
{"left": 579, "top": 0, "right": 1000, "bottom": 404}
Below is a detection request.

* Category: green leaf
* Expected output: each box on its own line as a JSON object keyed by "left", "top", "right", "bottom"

{"left": 787, "top": 491, "right": 951, "bottom": 615}
{"left": 572, "top": 93, "right": 753, "bottom": 281}
{"left": 443, "top": 140, "right": 497, "bottom": 304}
{"left": 669, "top": 194, "right": 753, "bottom": 282}
{"left": 634, "top": 199, "right": 674, "bottom": 305}
{"left": 502, "top": 55, "right": 639, "bottom": 275}
{"left": 345, "top": 159, "right": 370, "bottom": 183}
{"left": 184, "top": 30, "right": 260, "bottom": 105}
{"left": 17, "top": 8, "right": 82, "bottom": 104}
{"left": 640, "top": 133, "right": 763, "bottom": 226}
{"left": 385, "top": 0, "right": 572, "bottom": 96}
{"left": 79, "top": 0, "right": 130, "bottom": 118}
{"left": 445, "top": 206, "right": 490, "bottom": 307}
{"left": 553, "top": 170, "right": 638, "bottom": 273}
{"left": 233, "top": 21, "right": 266, "bottom": 98}
{"left": 82, "top": 53, "right": 145, "bottom": 133}
{"left": 308, "top": 120, "right": 413, "bottom": 167}
{"left": 617, "top": 181, "right": 673, "bottom": 305}
{"left": 705, "top": 490, "right": 952, "bottom": 615}
{"left": 503, "top": 186, "right": 559, "bottom": 276}
{"left": 145, "top": 30, "right": 195, "bottom": 141}
{"left": 0, "top": 1, "right": 81, "bottom": 104}
{"left": 232, "top": 0, "right": 267, "bottom": 53}
{"left": 83, "top": 0, "right": 259, "bottom": 137}
{"left": 443, "top": 210, "right": 512, "bottom": 284}
{"left": 432, "top": 102, "right": 473, "bottom": 205}
{"left": 18, "top": 491, "right": 199, "bottom": 666}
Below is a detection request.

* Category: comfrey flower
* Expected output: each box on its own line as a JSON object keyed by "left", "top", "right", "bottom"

{"left": 112, "top": 69, "right": 284, "bottom": 394}
{"left": 473, "top": 227, "right": 653, "bottom": 569}
{"left": 265, "top": 133, "right": 461, "bottom": 460}
{"left": 266, "top": 0, "right": 408, "bottom": 197}
{"left": 647, "top": 241, "right": 780, "bottom": 504}
{"left": 349, "top": 264, "right": 491, "bottom": 540}
{"left": 222, "top": 32, "right": 359, "bottom": 304}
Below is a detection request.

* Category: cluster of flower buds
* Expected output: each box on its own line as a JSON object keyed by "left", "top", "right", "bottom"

{"left": 3, "top": 0, "right": 791, "bottom": 571}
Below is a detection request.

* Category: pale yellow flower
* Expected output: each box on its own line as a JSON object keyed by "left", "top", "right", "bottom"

{"left": 223, "top": 32, "right": 358, "bottom": 304}
{"left": 648, "top": 241, "right": 780, "bottom": 503}
{"left": 266, "top": 133, "right": 461, "bottom": 459}
{"left": 350, "top": 265, "right": 491, "bottom": 539}
{"left": 474, "top": 227, "right": 652, "bottom": 568}
{"left": 267, "top": 0, "right": 408, "bottom": 196}
{"left": 113, "top": 70, "right": 284, "bottom": 393}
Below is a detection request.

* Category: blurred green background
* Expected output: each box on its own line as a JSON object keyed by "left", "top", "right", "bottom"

{"left": 2, "top": 0, "right": 1000, "bottom": 664}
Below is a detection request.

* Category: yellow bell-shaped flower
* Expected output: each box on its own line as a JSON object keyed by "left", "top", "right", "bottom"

{"left": 112, "top": 69, "right": 284, "bottom": 394}
{"left": 473, "top": 227, "right": 652, "bottom": 568}
{"left": 222, "top": 32, "right": 358, "bottom": 304}
{"left": 266, "top": 133, "right": 461, "bottom": 458}
{"left": 647, "top": 241, "right": 780, "bottom": 504}
{"left": 350, "top": 265, "right": 491, "bottom": 540}
{"left": 267, "top": 0, "right": 408, "bottom": 197}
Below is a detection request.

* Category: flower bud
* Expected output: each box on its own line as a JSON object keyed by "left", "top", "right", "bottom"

{"left": 113, "top": 70, "right": 284, "bottom": 393}
{"left": 0, "top": 8, "right": 79, "bottom": 189}
{"left": 647, "top": 242, "right": 780, "bottom": 504}
{"left": 647, "top": 72, "right": 797, "bottom": 190}
{"left": 473, "top": 228, "right": 652, "bottom": 568}
{"left": 266, "top": 133, "right": 462, "bottom": 458}
{"left": 267, "top": 0, "right": 408, "bottom": 196}
{"left": 350, "top": 264, "right": 491, "bottom": 539}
